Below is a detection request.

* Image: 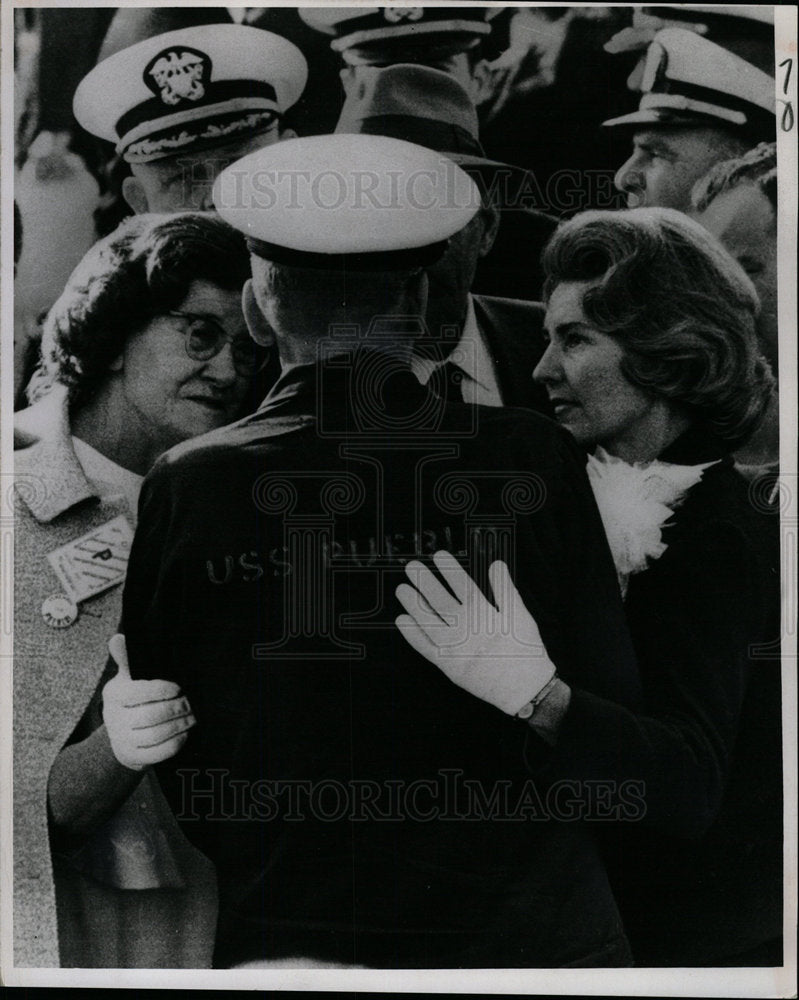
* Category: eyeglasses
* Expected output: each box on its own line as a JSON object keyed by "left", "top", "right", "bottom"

{"left": 167, "top": 311, "right": 269, "bottom": 377}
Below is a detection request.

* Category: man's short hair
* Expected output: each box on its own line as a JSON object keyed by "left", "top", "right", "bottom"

{"left": 691, "top": 141, "right": 777, "bottom": 214}
{"left": 252, "top": 258, "right": 424, "bottom": 339}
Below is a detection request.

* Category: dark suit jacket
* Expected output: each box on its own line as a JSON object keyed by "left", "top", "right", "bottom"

{"left": 472, "top": 294, "right": 553, "bottom": 416}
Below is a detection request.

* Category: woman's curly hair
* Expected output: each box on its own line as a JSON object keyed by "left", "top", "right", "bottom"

{"left": 38, "top": 212, "right": 251, "bottom": 409}
{"left": 542, "top": 207, "right": 775, "bottom": 450}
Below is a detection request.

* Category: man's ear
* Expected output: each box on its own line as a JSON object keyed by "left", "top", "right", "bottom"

{"left": 477, "top": 201, "right": 501, "bottom": 258}
{"left": 121, "top": 176, "right": 149, "bottom": 215}
{"left": 467, "top": 57, "right": 492, "bottom": 106}
{"left": 242, "top": 279, "right": 276, "bottom": 347}
{"left": 410, "top": 271, "right": 429, "bottom": 321}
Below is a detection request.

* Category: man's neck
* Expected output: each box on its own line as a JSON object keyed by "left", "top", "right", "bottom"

{"left": 417, "top": 294, "right": 471, "bottom": 362}
{"left": 274, "top": 332, "right": 417, "bottom": 370}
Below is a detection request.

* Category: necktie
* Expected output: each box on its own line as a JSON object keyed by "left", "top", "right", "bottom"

{"left": 428, "top": 360, "right": 465, "bottom": 403}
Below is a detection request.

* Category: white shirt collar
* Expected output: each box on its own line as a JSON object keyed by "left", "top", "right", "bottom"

{"left": 411, "top": 295, "right": 503, "bottom": 406}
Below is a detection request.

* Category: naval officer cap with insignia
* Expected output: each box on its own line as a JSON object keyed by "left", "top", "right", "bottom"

{"left": 300, "top": 7, "right": 503, "bottom": 102}
{"left": 213, "top": 133, "right": 479, "bottom": 360}
{"left": 73, "top": 23, "right": 307, "bottom": 214}
{"left": 604, "top": 27, "right": 775, "bottom": 213}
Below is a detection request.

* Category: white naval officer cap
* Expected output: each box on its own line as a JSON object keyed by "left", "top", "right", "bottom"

{"left": 602, "top": 27, "right": 775, "bottom": 139}
{"left": 299, "top": 7, "right": 503, "bottom": 60}
{"left": 213, "top": 133, "right": 480, "bottom": 270}
{"left": 73, "top": 24, "right": 308, "bottom": 164}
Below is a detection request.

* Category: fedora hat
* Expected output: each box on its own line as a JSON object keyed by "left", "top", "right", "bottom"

{"left": 335, "top": 63, "right": 535, "bottom": 206}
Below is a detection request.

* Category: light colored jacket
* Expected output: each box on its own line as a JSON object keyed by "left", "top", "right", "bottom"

{"left": 13, "top": 385, "right": 217, "bottom": 968}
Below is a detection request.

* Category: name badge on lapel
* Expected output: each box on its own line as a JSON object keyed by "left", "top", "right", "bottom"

{"left": 46, "top": 515, "right": 134, "bottom": 608}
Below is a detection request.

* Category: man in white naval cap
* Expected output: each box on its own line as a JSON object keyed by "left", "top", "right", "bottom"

{"left": 299, "top": 6, "right": 503, "bottom": 102}
{"left": 105, "top": 134, "right": 640, "bottom": 968}
{"left": 604, "top": 27, "right": 775, "bottom": 212}
{"left": 605, "top": 5, "right": 775, "bottom": 83}
{"left": 73, "top": 21, "right": 307, "bottom": 213}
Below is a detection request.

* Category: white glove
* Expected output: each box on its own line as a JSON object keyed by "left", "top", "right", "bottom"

{"left": 395, "top": 551, "right": 556, "bottom": 716}
{"left": 102, "top": 634, "right": 196, "bottom": 771}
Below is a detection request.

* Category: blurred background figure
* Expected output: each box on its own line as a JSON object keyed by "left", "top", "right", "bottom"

{"left": 14, "top": 131, "right": 100, "bottom": 408}
{"left": 13, "top": 6, "right": 109, "bottom": 408}
{"left": 693, "top": 142, "right": 779, "bottom": 472}
{"left": 603, "top": 4, "right": 775, "bottom": 183}
{"left": 604, "top": 5, "right": 775, "bottom": 87}
{"left": 478, "top": 7, "right": 634, "bottom": 218}
{"left": 693, "top": 143, "right": 778, "bottom": 376}
{"left": 603, "top": 10, "right": 775, "bottom": 212}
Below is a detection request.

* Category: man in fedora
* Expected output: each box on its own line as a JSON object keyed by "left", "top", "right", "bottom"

{"left": 102, "top": 133, "right": 641, "bottom": 968}
{"left": 73, "top": 16, "right": 308, "bottom": 214}
{"left": 604, "top": 26, "right": 775, "bottom": 212}
{"left": 336, "top": 62, "right": 555, "bottom": 414}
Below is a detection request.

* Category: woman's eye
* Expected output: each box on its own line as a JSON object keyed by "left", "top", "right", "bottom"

{"left": 188, "top": 320, "right": 222, "bottom": 350}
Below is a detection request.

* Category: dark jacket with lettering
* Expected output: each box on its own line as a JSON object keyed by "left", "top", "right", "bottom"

{"left": 123, "top": 349, "right": 641, "bottom": 969}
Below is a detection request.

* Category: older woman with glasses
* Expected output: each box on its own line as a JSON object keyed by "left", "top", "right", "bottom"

{"left": 14, "top": 212, "right": 259, "bottom": 969}
{"left": 396, "top": 208, "right": 781, "bottom": 967}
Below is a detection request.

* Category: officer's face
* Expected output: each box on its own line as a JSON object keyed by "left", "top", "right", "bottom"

{"left": 614, "top": 126, "right": 744, "bottom": 212}
{"left": 534, "top": 280, "right": 657, "bottom": 458}
{"left": 698, "top": 184, "right": 778, "bottom": 374}
{"left": 116, "top": 279, "right": 251, "bottom": 451}
{"left": 124, "top": 126, "right": 284, "bottom": 213}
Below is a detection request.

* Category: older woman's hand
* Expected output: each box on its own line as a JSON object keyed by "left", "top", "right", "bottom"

{"left": 395, "top": 551, "right": 556, "bottom": 716}
{"left": 102, "top": 634, "right": 196, "bottom": 771}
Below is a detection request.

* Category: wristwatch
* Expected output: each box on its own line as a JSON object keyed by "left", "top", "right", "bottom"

{"left": 516, "top": 671, "right": 559, "bottom": 720}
